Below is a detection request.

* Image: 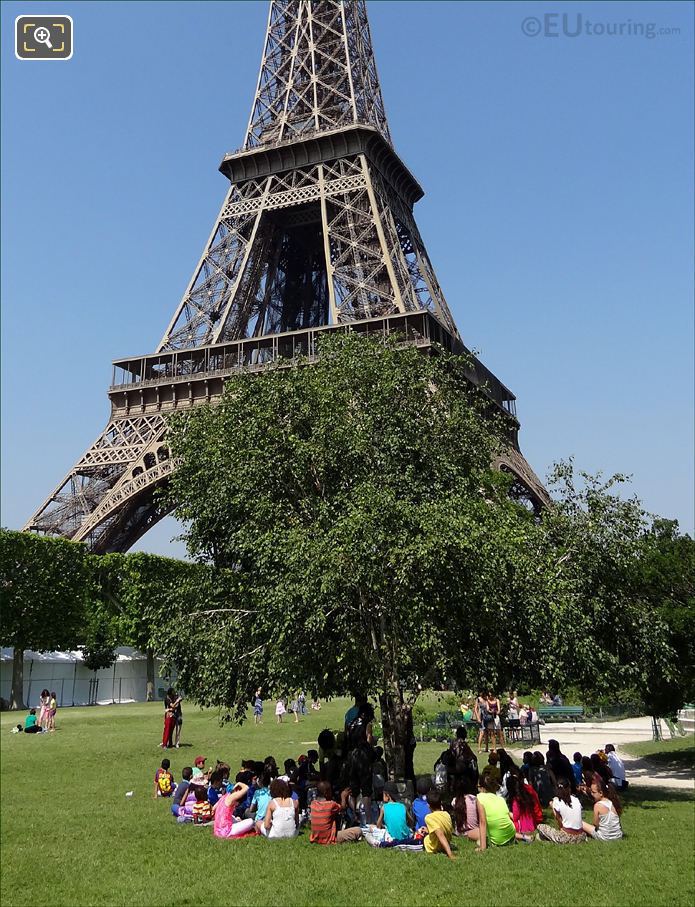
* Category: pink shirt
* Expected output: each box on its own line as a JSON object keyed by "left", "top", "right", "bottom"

{"left": 213, "top": 796, "right": 235, "bottom": 838}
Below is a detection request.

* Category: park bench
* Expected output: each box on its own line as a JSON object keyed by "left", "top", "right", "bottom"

{"left": 537, "top": 705, "right": 585, "bottom": 721}
{"left": 419, "top": 711, "right": 467, "bottom": 742}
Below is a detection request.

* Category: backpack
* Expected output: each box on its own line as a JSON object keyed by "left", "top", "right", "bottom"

{"left": 347, "top": 715, "right": 367, "bottom": 749}
{"left": 158, "top": 771, "right": 173, "bottom": 795}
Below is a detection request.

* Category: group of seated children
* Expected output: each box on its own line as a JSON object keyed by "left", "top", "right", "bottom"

{"left": 152, "top": 731, "right": 624, "bottom": 854}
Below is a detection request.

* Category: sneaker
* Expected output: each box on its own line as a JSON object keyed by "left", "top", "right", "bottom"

{"left": 396, "top": 843, "right": 424, "bottom": 852}
{"left": 175, "top": 743, "right": 180, "bottom": 748}
{"left": 520, "top": 834, "right": 533, "bottom": 844}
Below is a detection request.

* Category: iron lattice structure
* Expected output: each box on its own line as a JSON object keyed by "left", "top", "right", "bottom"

{"left": 24, "top": 0, "right": 548, "bottom": 552}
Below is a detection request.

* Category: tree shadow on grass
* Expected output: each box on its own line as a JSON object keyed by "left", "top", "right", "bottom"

{"left": 622, "top": 785, "right": 694, "bottom": 810}
{"left": 638, "top": 748, "right": 694, "bottom": 770}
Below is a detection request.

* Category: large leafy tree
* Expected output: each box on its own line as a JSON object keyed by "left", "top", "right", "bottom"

{"left": 541, "top": 462, "right": 679, "bottom": 715}
{"left": 162, "top": 334, "right": 576, "bottom": 772}
{"left": 0, "top": 529, "right": 90, "bottom": 709}
{"left": 635, "top": 518, "right": 695, "bottom": 714}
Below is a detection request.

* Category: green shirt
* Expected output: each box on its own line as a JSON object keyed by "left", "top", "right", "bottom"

{"left": 477, "top": 792, "right": 515, "bottom": 846}
{"left": 25, "top": 714, "right": 37, "bottom": 729}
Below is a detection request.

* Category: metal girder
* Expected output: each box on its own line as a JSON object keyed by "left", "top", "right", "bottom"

{"left": 24, "top": 1, "right": 548, "bottom": 552}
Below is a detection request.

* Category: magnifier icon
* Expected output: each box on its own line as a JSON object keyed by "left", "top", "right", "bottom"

{"left": 33, "top": 26, "right": 53, "bottom": 49}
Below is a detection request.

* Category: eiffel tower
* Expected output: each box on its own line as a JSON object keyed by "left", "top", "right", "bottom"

{"left": 24, "top": 0, "right": 548, "bottom": 552}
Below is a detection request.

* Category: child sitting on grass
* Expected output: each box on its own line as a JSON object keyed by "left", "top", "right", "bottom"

{"left": 420, "top": 791, "right": 455, "bottom": 860}
{"left": 207, "top": 770, "right": 225, "bottom": 807}
{"left": 154, "top": 758, "right": 175, "bottom": 798}
{"left": 171, "top": 767, "right": 193, "bottom": 817}
{"left": 480, "top": 751, "right": 500, "bottom": 791}
{"left": 475, "top": 775, "right": 516, "bottom": 850}
{"left": 451, "top": 777, "right": 479, "bottom": 840}
{"left": 572, "top": 752, "right": 584, "bottom": 788}
{"left": 506, "top": 773, "right": 543, "bottom": 842}
{"left": 24, "top": 709, "right": 41, "bottom": 734}
{"left": 376, "top": 782, "right": 412, "bottom": 839}
{"left": 250, "top": 769, "right": 273, "bottom": 833}
{"left": 192, "top": 786, "right": 213, "bottom": 825}
{"left": 412, "top": 777, "right": 432, "bottom": 828}
{"left": 213, "top": 782, "right": 256, "bottom": 839}
{"left": 191, "top": 755, "right": 207, "bottom": 781}
{"left": 309, "top": 781, "right": 362, "bottom": 845}
{"left": 581, "top": 775, "right": 624, "bottom": 841}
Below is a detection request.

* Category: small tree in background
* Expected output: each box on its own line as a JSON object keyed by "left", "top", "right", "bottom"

{"left": 89, "top": 551, "right": 198, "bottom": 700}
{"left": 0, "top": 529, "right": 89, "bottom": 709}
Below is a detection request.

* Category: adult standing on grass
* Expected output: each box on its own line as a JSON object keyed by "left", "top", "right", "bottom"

{"left": 161, "top": 687, "right": 178, "bottom": 748}
{"left": 172, "top": 691, "right": 183, "bottom": 748}
{"left": 38, "top": 689, "right": 50, "bottom": 731}
{"left": 253, "top": 689, "right": 263, "bottom": 725}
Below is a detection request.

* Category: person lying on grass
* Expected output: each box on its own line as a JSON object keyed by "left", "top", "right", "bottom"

{"left": 309, "top": 780, "right": 362, "bottom": 845}
{"left": 418, "top": 790, "right": 455, "bottom": 860}
{"left": 581, "top": 775, "right": 624, "bottom": 841}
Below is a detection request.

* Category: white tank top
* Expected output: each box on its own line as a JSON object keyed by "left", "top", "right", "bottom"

{"left": 595, "top": 800, "right": 623, "bottom": 840}
{"left": 268, "top": 801, "right": 297, "bottom": 838}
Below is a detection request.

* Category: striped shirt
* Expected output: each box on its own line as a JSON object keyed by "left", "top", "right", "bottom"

{"left": 309, "top": 798, "right": 341, "bottom": 844}
{"left": 193, "top": 800, "right": 212, "bottom": 824}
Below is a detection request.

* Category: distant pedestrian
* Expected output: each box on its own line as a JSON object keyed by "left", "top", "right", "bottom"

{"left": 173, "top": 692, "right": 183, "bottom": 748}
{"left": 275, "top": 698, "right": 286, "bottom": 724}
{"left": 47, "top": 691, "right": 58, "bottom": 731}
{"left": 253, "top": 689, "right": 263, "bottom": 725}
{"left": 38, "top": 689, "right": 50, "bottom": 731}
{"left": 161, "top": 687, "right": 177, "bottom": 748}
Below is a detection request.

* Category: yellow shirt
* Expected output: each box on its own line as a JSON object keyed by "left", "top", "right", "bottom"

{"left": 423, "top": 809, "right": 453, "bottom": 853}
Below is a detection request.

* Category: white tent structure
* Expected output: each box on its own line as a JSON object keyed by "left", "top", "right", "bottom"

{"left": 1, "top": 648, "right": 174, "bottom": 708}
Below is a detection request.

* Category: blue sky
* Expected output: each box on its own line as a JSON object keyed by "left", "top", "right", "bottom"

{"left": 2, "top": 0, "right": 693, "bottom": 559}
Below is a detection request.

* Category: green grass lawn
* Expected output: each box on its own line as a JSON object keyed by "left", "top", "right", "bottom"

{"left": 1, "top": 700, "right": 694, "bottom": 907}
{"left": 623, "top": 734, "right": 695, "bottom": 769}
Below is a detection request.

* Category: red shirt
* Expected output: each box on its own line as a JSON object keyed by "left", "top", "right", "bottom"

{"left": 309, "top": 798, "right": 341, "bottom": 844}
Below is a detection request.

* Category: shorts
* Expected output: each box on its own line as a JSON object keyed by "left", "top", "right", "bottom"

{"left": 348, "top": 746, "right": 373, "bottom": 798}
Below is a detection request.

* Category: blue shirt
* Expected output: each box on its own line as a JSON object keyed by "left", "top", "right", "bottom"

{"left": 207, "top": 785, "right": 221, "bottom": 806}
{"left": 413, "top": 796, "right": 431, "bottom": 827}
{"left": 252, "top": 787, "right": 272, "bottom": 821}
{"left": 345, "top": 705, "right": 359, "bottom": 726}
{"left": 383, "top": 802, "right": 410, "bottom": 841}
{"left": 241, "top": 783, "right": 257, "bottom": 811}
{"left": 572, "top": 762, "right": 583, "bottom": 786}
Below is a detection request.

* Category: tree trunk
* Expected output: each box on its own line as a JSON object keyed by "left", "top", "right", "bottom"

{"left": 379, "top": 690, "right": 409, "bottom": 780}
{"left": 10, "top": 646, "right": 25, "bottom": 710}
{"left": 146, "top": 649, "right": 155, "bottom": 702}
